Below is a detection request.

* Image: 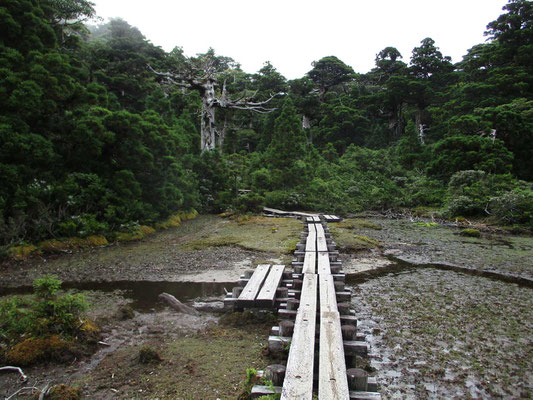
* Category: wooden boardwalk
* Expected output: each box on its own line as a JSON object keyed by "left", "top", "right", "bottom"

{"left": 226, "top": 212, "right": 380, "bottom": 399}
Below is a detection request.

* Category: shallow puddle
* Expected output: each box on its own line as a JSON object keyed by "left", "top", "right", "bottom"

{"left": 348, "top": 266, "right": 533, "bottom": 399}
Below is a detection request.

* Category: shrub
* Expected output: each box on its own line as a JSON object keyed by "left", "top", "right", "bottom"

{"left": 489, "top": 188, "right": 533, "bottom": 225}
{"left": 0, "top": 276, "right": 89, "bottom": 342}
{"left": 445, "top": 195, "right": 483, "bottom": 217}
{"left": 235, "top": 193, "right": 266, "bottom": 213}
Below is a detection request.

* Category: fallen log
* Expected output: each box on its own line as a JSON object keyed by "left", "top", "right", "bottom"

{"left": 158, "top": 293, "right": 199, "bottom": 315}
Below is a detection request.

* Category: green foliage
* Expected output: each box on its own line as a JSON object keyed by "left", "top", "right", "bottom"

{"left": 489, "top": 187, "right": 533, "bottom": 225}
{"left": 0, "top": 276, "right": 89, "bottom": 342}
{"left": 1, "top": 0, "right": 533, "bottom": 246}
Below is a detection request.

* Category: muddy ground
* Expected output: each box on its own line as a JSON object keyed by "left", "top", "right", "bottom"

{"left": 1, "top": 214, "right": 532, "bottom": 399}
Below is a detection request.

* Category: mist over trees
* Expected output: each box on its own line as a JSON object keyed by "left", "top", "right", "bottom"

{"left": 1, "top": 0, "right": 532, "bottom": 248}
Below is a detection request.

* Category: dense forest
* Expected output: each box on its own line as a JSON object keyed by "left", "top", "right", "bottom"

{"left": 1, "top": 0, "right": 532, "bottom": 253}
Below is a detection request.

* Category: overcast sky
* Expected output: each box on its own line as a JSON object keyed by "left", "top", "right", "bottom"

{"left": 90, "top": 0, "right": 507, "bottom": 79}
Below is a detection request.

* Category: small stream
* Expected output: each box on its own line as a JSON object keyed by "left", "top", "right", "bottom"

{"left": 0, "top": 280, "right": 233, "bottom": 312}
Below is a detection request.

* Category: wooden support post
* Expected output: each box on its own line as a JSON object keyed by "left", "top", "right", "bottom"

{"left": 232, "top": 287, "right": 243, "bottom": 298}
{"left": 341, "top": 325, "right": 357, "bottom": 341}
{"left": 347, "top": 368, "right": 368, "bottom": 391}
{"left": 279, "top": 320, "right": 295, "bottom": 337}
{"left": 265, "top": 364, "right": 286, "bottom": 387}
{"left": 287, "top": 298, "right": 299, "bottom": 311}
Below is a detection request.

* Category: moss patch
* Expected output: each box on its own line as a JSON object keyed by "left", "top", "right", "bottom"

{"left": 179, "top": 216, "right": 301, "bottom": 254}
{"left": 460, "top": 228, "right": 481, "bottom": 238}
{"left": 7, "top": 244, "right": 38, "bottom": 260}
{"left": 333, "top": 218, "right": 382, "bottom": 230}
{"left": 330, "top": 222, "right": 381, "bottom": 253}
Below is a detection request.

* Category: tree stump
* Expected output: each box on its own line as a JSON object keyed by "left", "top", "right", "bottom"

{"left": 347, "top": 368, "right": 368, "bottom": 391}
{"left": 265, "top": 364, "right": 286, "bottom": 386}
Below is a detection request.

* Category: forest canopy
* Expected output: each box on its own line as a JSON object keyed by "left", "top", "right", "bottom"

{"left": 1, "top": 0, "right": 532, "bottom": 250}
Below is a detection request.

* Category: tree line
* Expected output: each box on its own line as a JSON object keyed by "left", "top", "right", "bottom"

{"left": 1, "top": 0, "right": 532, "bottom": 250}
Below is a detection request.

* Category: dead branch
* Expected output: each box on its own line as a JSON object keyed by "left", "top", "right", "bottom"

{"left": 5, "top": 387, "right": 39, "bottom": 400}
{"left": 158, "top": 293, "right": 199, "bottom": 315}
{"left": 0, "top": 366, "right": 28, "bottom": 382}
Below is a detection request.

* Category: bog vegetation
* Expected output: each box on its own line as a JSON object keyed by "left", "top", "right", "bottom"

{"left": 1, "top": 0, "right": 532, "bottom": 255}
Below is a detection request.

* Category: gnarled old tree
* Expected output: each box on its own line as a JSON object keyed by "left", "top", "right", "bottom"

{"left": 150, "top": 51, "right": 283, "bottom": 151}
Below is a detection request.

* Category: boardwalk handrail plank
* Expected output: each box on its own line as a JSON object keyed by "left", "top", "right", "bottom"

{"left": 256, "top": 264, "right": 285, "bottom": 307}
{"left": 317, "top": 252, "right": 331, "bottom": 275}
{"left": 281, "top": 274, "right": 318, "bottom": 400}
{"left": 319, "top": 310, "right": 350, "bottom": 399}
{"left": 302, "top": 252, "right": 316, "bottom": 274}
{"left": 238, "top": 264, "right": 271, "bottom": 304}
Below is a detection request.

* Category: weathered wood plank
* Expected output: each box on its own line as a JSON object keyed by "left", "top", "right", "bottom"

{"left": 238, "top": 264, "right": 271, "bottom": 305}
{"left": 349, "top": 391, "right": 382, "bottom": 400}
{"left": 319, "top": 273, "right": 338, "bottom": 313}
{"left": 256, "top": 265, "right": 285, "bottom": 307}
{"left": 317, "top": 251, "right": 331, "bottom": 275}
{"left": 305, "top": 231, "right": 316, "bottom": 253}
{"left": 302, "top": 252, "right": 316, "bottom": 274}
{"left": 264, "top": 207, "right": 316, "bottom": 218}
{"left": 316, "top": 223, "right": 328, "bottom": 252}
{"left": 319, "top": 311, "right": 350, "bottom": 400}
{"left": 281, "top": 274, "right": 317, "bottom": 400}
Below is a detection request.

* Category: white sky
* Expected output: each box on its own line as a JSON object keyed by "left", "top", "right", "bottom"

{"left": 90, "top": 0, "right": 506, "bottom": 80}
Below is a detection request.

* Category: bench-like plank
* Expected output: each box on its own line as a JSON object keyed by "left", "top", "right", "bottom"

{"left": 319, "top": 273, "right": 338, "bottom": 313}
{"left": 319, "top": 311, "right": 350, "bottom": 400}
{"left": 281, "top": 274, "right": 318, "bottom": 400}
{"left": 302, "top": 252, "right": 316, "bottom": 274}
{"left": 316, "top": 224, "right": 328, "bottom": 252}
{"left": 256, "top": 265, "right": 285, "bottom": 307}
{"left": 238, "top": 264, "right": 271, "bottom": 305}
{"left": 317, "top": 252, "right": 331, "bottom": 275}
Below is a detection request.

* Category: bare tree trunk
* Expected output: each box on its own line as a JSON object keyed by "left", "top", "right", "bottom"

{"left": 415, "top": 109, "right": 425, "bottom": 145}
{"left": 302, "top": 114, "right": 310, "bottom": 129}
{"left": 217, "top": 117, "right": 228, "bottom": 152}
{"left": 200, "top": 80, "right": 217, "bottom": 151}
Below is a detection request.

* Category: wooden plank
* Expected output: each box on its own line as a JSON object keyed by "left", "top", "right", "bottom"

{"left": 305, "top": 231, "right": 316, "bottom": 253}
{"left": 302, "top": 252, "right": 316, "bottom": 274}
{"left": 316, "top": 224, "right": 328, "bottom": 252}
{"left": 317, "top": 252, "right": 331, "bottom": 275}
{"left": 238, "top": 264, "right": 271, "bottom": 305}
{"left": 319, "top": 274, "right": 338, "bottom": 313}
{"left": 349, "top": 391, "right": 382, "bottom": 400}
{"left": 281, "top": 274, "right": 318, "bottom": 400}
{"left": 256, "top": 265, "right": 285, "bottom": 307}
{"left": 319, "top": 311, "right": 350, "bottom": 400}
